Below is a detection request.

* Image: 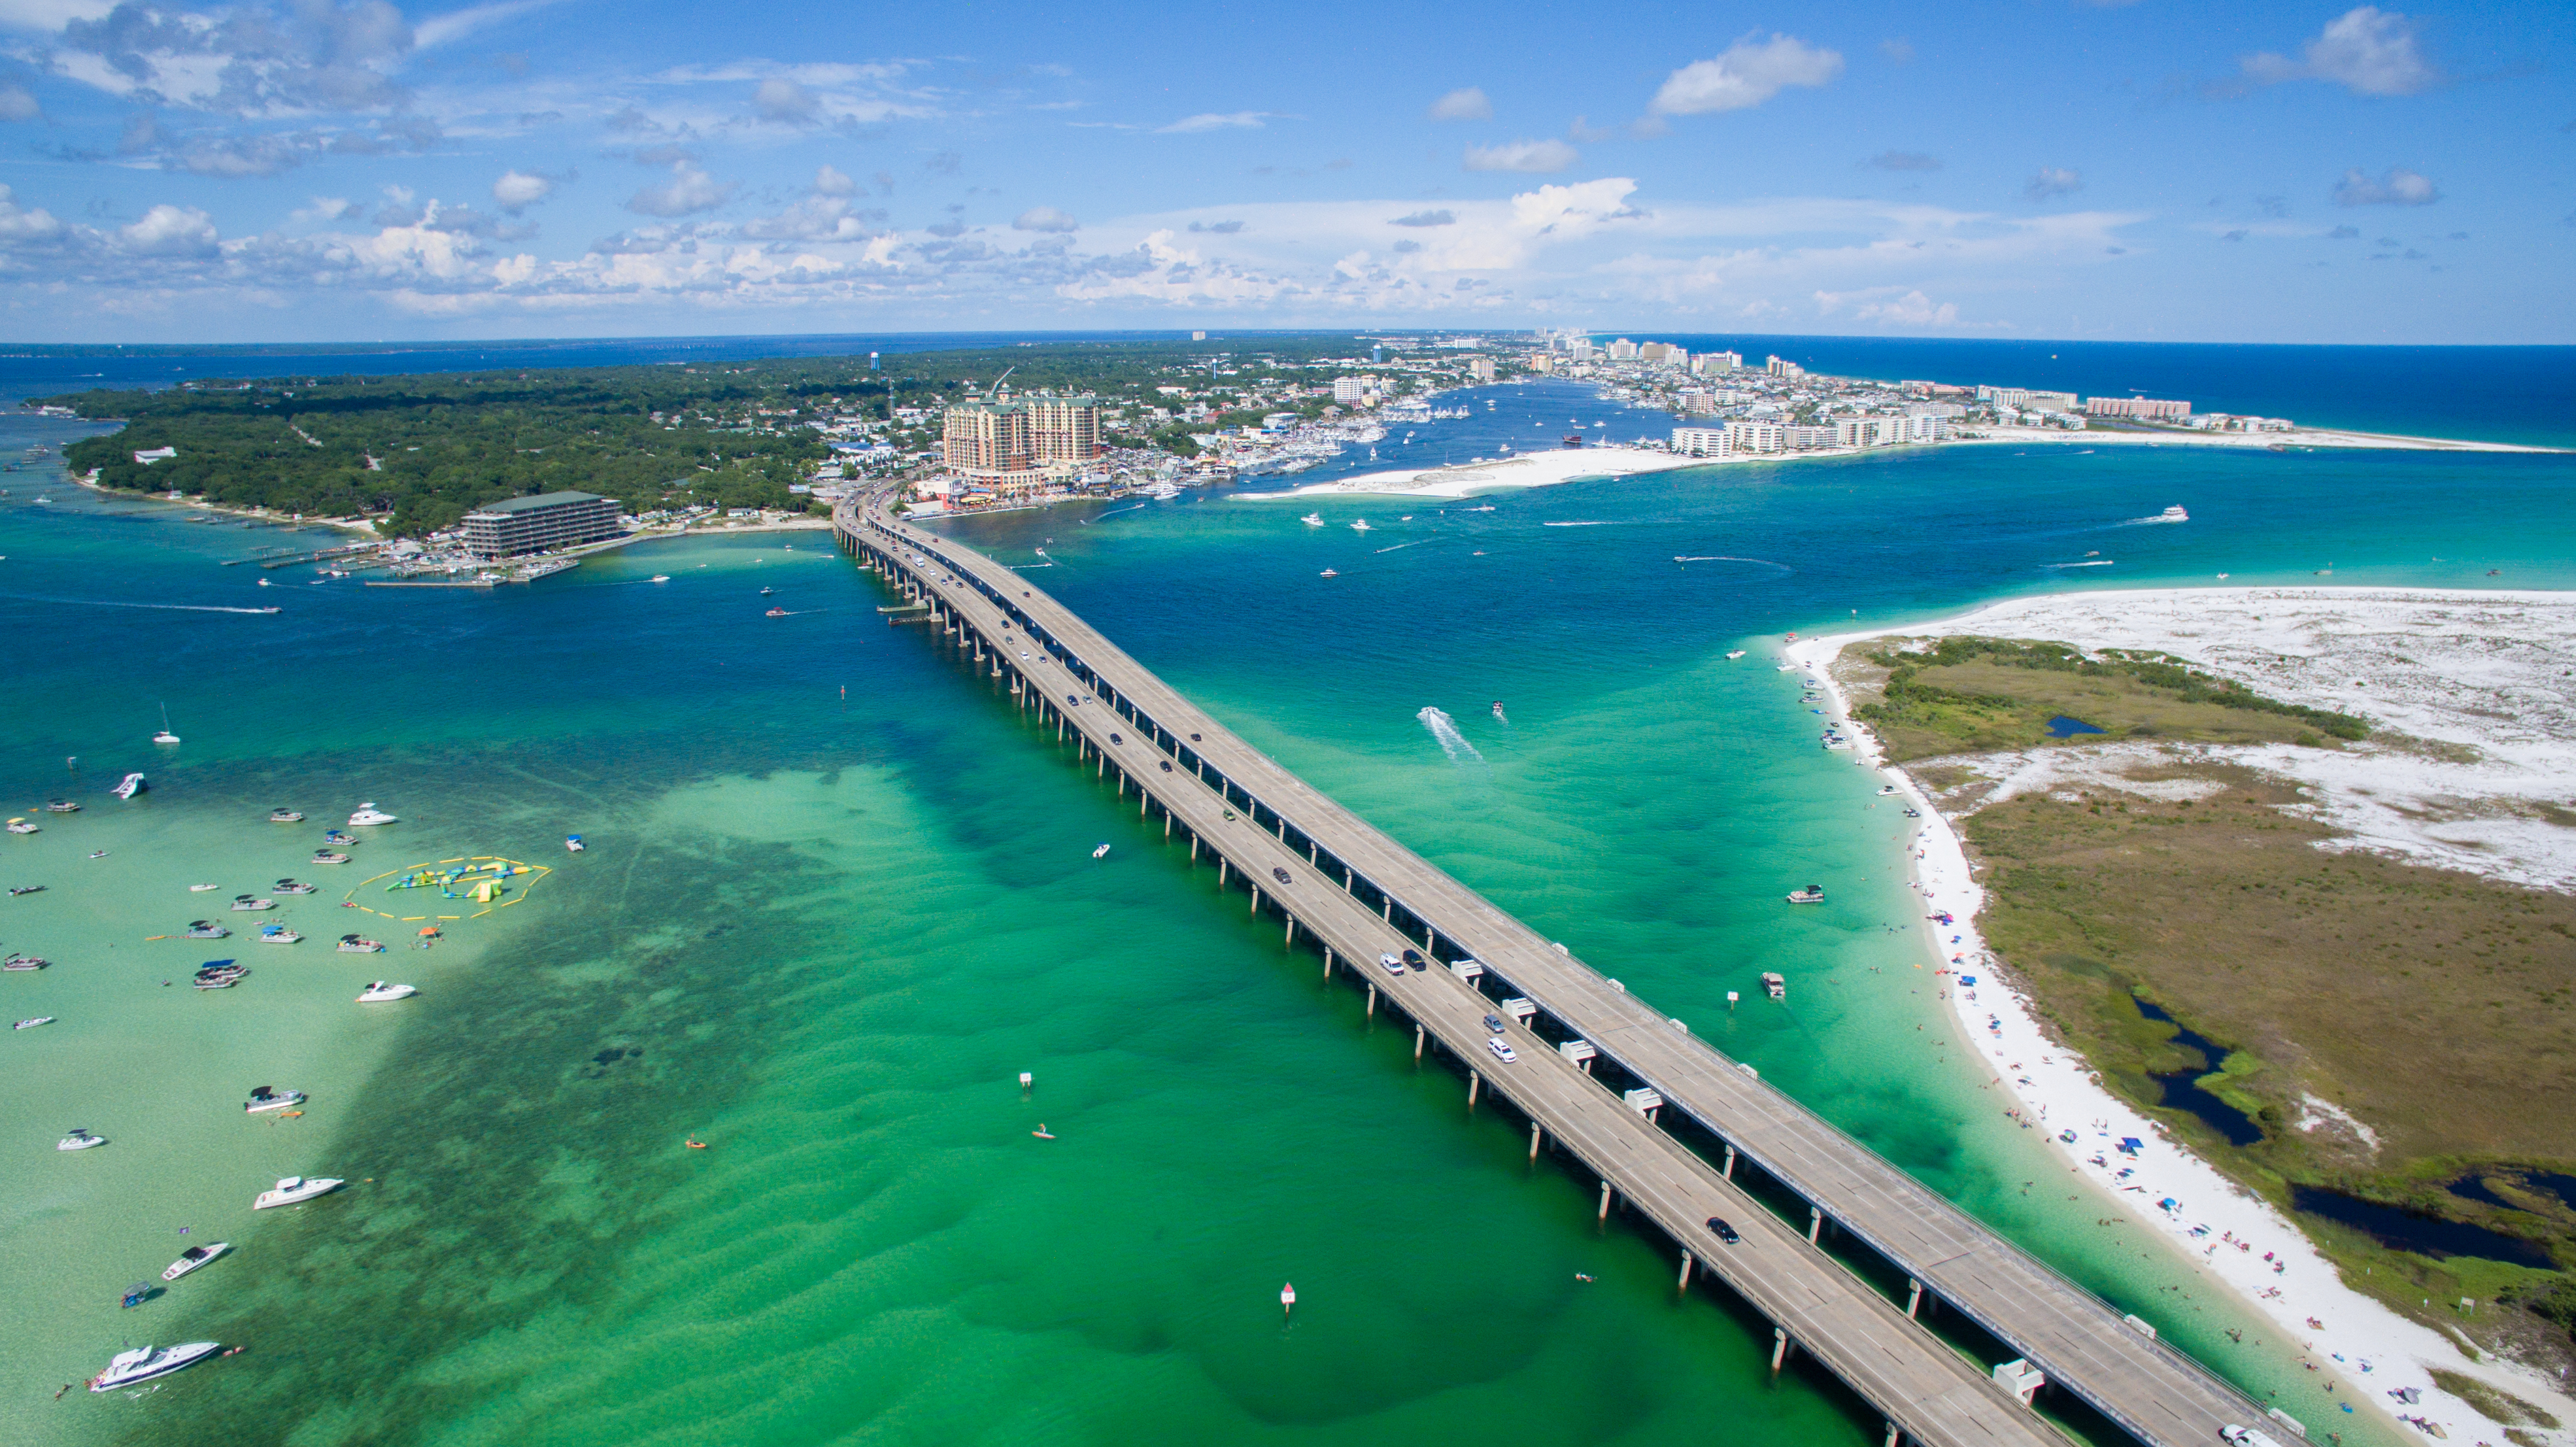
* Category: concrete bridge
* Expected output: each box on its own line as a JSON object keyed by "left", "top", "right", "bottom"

{"left": 834, "top": 494, "right": 2288, "bottom": 1447}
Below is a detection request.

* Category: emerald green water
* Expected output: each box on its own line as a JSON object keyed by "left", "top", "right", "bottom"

{"left": 9, "top": 385, "right": 2571, "bottom": 1445}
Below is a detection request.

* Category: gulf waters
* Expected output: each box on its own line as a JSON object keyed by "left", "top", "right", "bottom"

{"left": 1, "top": 341, "right": 2570, "bottom": 1447}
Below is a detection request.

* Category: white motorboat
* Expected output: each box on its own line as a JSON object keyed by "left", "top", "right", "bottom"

{"left": 271, "top": 878, "right": 316, "bottom": 894}
{"left": 257, "top": 925, "right": 302, "bottom": 944}
{"left": 649, "top": 574, "right": 670, "bottom": 583}
{"left": 229, "top": 894, "right": 275, "bottom": 911}
{"left": 356, "top": 980, "right": 415, "bottom": 1002}
{"left": 189, "top": 881, "right": 220, "bottom": 891}
{"left": 1349, "top": 519, "right": 1371, "bottom": 532}
{"left": 88, "top": 1341, "right": 222, "bottom": 1391}
{"left": 59, "top": 1127, "right": 107, "bottom": 1150}
{"left": 161, "top": 1243, "right": 231, "bottom": 1281}
{"left": 111, "top": 772, "right": 147, "bottom": 800}
{"left": 268, "top": 808, "right": 305, "bottom": 823}
{"left": 338, "top": 935, "right": 385, "bottom": 954}
{"left": 3, "top": 953, "right": 47, "bottom": 970}
{"left": 1725, "top": 650, "right": 1746, "bottom": 660}
{"left": 1300, "top": 513, "right": 1325, "bottom": 526}
{"left": 245, "top": 1085, "right": 305, "bottom": 1114}
{"left": 14, "top": 1015, "right": 54, "bottom": 1029}
{"left": 347, "top": 803, "right": 397, "bottom": 826}
{"left": 1091, "top": 843, "right": 1111, "bottom": 859}
{"left": 1786, "top": 885, "right": 1826, "bottom": 905}
{"left": 253, "top": 1174, "right": 343, "bottom": 1208}
{"left": 311, "top": 850, "right": 351, "bottom": 864}
{"left": 4, "top": 817, "right": 34, "bottom": 834}
{"left": 44, "top": 798, "right": 79, "bottom": 813}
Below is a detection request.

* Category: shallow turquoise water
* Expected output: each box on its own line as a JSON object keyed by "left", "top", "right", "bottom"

{"left": 3, "top": 379, "right": 2567, "bottom": 1446}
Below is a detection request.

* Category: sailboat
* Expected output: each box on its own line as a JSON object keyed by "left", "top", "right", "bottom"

{"left": 153, "top": 705, "right": 180, "bottom": 745}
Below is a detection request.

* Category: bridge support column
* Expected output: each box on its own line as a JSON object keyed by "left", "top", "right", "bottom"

{"left": 1906, "top": 1280, "right": 1922, "bottom": 1319}
{"left": 1323, "top": 948, "right": 1334, "bottom": 979}
{"left": 1414, "top": 1025, "right": 1425, "bottom": 1060}
{"left": 1139, "top": 791, "right": 1147, "bottom": 818}
{"left": 1677, "top": 1252, "right": 1693, "bottom": 1291}
{"left": 1771, "top": 1328, "right": 1791, "bottom": 1375}
{"left": 1808, "top": 1208, "right": 1823, "bottom": 1244}
{"left": 1884, "top": 1423, "right": 1901, "bottom": 1447}
{"left": 1466, "top": 1072, "right": 1480, "bottom": 1109}
{"left": 1598, "top": 1182, "right": 1612, "bottom": 1223}
{"left": 1164, "top": 813, "right": 1172, "bottom": 838}
{"left": 1283, "top": 914, "right": 1295, "bottom": 946}
{"left": 1190, "top": 836, "right": 1199, "bottom": 862}
{"left": 1722, "top": 1144, "right": 1736, "bottom": 1180}
{"left": 1381, "top": 899, "right": 1391, "bottom": 921}
{"left": 1249, "top": 887, "right": 1260, "bottom": 916}
{"left": 1218, "top": 859, "right": 1228, "bottom": 886}
{"left": 1366, "top": 984, "right": 1376, "bottom": 1018}
{"left": 1529, "top": 1122, "right": 1542, "bottom": 1163}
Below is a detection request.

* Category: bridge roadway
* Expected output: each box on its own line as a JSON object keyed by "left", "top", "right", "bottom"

{"left": 837, "top": 494, "right": 2272, "bottom": 1447}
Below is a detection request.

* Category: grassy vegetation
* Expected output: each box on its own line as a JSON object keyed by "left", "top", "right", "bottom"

{"left": 1959, "top": 761, "right": 2576, "bottom": 1363}
{"left": 1844, "top": 636, "right": 2367, "bottom": 762}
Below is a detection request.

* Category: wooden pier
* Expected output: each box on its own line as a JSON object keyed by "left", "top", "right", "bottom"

{"left": 834, "top": 494, "right": 2285, "bottom": 1447}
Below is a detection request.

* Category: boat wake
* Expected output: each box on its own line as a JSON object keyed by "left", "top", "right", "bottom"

{"left": 1374, "top": 540, "right": 1428, "bottom": 554}
{"left": 2043, "top": 560, "right": 2117, "bottom": 569}
{"left": 1093, "top": 503, "right": 1147, "bottom": 520}
{"left": 1542, "top": 520, "right": 1619, "bottom": 528}
{"left": 1673, "top": 555, "right": 1793, "bottom": 571}
{"left": 1415, "top": 707, "right": 1483, "bottom": 765}
{"left": 2119, "top": 505, "right": 2191, "bottom": 526}
{"left": 1, "top": 594, "right": 281, "bottom": 615}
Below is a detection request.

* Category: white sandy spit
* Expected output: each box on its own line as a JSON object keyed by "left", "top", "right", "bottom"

{"left": 1782, "top": 587, "right": 2576, "bottom": 1445}
{"left": 1233, "top": 444, "right": 1703, "bottom": 500}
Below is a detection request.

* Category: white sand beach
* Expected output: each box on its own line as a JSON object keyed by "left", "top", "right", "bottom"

{"left": 1784, "top": 587, "right": 2576, "bottom": 1446}
{"left": 1233, "top": 444, "right": 1704, "bottom": 499}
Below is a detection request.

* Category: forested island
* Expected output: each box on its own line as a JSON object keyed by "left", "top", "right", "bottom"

{"left": 36, "top": 336, "right": 1368, "bottom": 535}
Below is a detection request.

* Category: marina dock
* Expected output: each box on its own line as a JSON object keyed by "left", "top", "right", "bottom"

{"left": 832, "top": 492, "right": 2284, "bottom": 1447}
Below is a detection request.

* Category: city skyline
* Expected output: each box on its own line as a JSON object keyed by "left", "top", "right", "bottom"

{"left": 0, "top": 0, "right": 2566, "bottom": 343}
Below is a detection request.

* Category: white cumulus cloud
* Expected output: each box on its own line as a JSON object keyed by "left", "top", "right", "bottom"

{"left": 2024, "top": 167, "right": 2083, "bottom": 200}
{"left": 1427, "top": 86, "right": 1491, "bottom": 121}
{"left": 2242, "top": 7, "right": 2438, "bottom": 97}
{"left": 491, "top": 169, "right": 554, "bottom": 213}
{"left": 1013, "top": 205, "right": 1078, "bottom": 232}
{"left": 1650, "top": 34, "right": 1842, "bottom": 116}
{"left": 813, "top": 163, "right": 855, "bottom": 197}
{"left": 120, "top": 203, "right": 218, "bottom": 256}
{"left": 2333, "top": 166, "right": 2439, "bottom": 206}
{"left": 0, "top": 82, "right": 38, "bottom": 121}
{"left": 1463, "top": 138, "right": 1576, "bottom": 173}
{"left": 626, "top": 162, "right": 736, "bottom": 218}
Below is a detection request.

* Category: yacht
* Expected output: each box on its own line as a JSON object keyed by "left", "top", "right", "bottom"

{"left": 1300, "top": 513, "right": 1325, "bottom": 526}
{"left": 161, "top": 1243, "right": 231, "bottom": 1281}
{"left": 311, "top": 850, "right": 351, "bottom": 865}
{"left": 1786, "top": 885, "right": 1826, "bottom": 905}
{"left": 15, "top": 1015, "right": 55, "bottom": 1029}
{"left": 184, "top": 921, "right": 229, "bottom": 939}
{"left": 268, "top": 808, "right": 305, "bottom": 823}
{"left": 110, "top": 772, "right": 146, "bottom": 799}
{"left": 337, "top": 934, "right": 385, "bottom": 953}
{"left": 229, "top": 894, "right": 275, "bottom": 911}
{"left": 271, "top": 878, "right": 316, "bottom": 894}
{"left": 1349, "top": 519, "right": 1371, "bottom": 532}
{"left": 153, "top": 706, "right": 180, "bottom": 745}
{"left": 256, "top": 925, "right": 301, "bottom": 945}
{"left": 244, "top": 1086, "right": 305, "bottom": 1114}
{"left": 356, "top": 980, "right": 416, "bottom": 1002}
{"left": 59, "top": 1127, "right": 107, "bottom": 1150}
{"left": 4, "top": 817, "right": 35, "bottom": 834}
{"left": 3, "top": 953, "right": 47, "bottom": 970}
{"left": 347, "top": 804, "right": 397, "bottom": 827}
{"left": 253, "top": 1174, "right": 344, "bottom": 1209}
{"left": 88, "top": 1341, "right": 223, "bottom": 1391}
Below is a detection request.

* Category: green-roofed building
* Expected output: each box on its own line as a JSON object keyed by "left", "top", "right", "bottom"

{"left": 461, "top": 490, "right": 623, "bottom": 557}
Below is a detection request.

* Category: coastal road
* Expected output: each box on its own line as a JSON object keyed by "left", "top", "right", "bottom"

{"left": 839, "top": 494, "right": 2279, "bottom": 1447}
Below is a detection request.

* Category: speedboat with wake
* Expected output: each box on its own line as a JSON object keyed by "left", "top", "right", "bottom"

{"left": 347, "top": 803, "right": 397, "bottom": 827}
{"left": 254, "top": 1174, "right": 343, "bottom": 1208}
{"left": 161, "top": 1242, "right": 230, "bottom": 1280}
{"left": 338, "top": 934, "right": 385, "bottom": 953}
{"left": 88, "top": 1341, "right": 222, "bottom": 1391}
{"left": 356, "top": 980, "right": 415, "bottom": 1002}
{"left": 245, "top": 1085, "right": 305, "bottom": 1114}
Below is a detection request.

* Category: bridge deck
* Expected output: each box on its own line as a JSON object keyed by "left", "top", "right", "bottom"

{"left": 840, "top": 498, "right": 2273, "bottom": 1447}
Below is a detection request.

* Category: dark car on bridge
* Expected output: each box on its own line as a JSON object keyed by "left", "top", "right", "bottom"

{"left": 1706, "top": 1217, "right": 1742, "bottom": 1244}
{"left": 1400, "top": 949, "right": 1426, "bottom": 970}
{"left": 1271, "top": 867, "right": 1291, "bottom": 885}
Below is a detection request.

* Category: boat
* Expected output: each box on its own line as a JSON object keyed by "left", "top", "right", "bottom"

{"left": 188, "top": 882, "right": 220, "bottom": 892}
{"left": 44, "top": 799, "right": 78, "bottom": 813}
{"left": 161, "top": 1243, "right": 231, "bottom": 1281}
{"left": 245, "top": 1085, "right": 306, "bottom": 1114}
{"left": 229, "top": 894, "right": 275, "bottom": 911}
{"left": 256, "top": 924, "right": 301, "bottom": 944}
{"left": 87, "top": 1341, "right": 223, "bottom": 1391}
{"left": 337, "top": 934, "right": 385, "bottom": 953}
{"left": 1763, "top": 971, "right": 1787, "bottom": 1000}
{"left": 8, "top": 884, "right": 44, "bottom": 896}
{"left": 565, "top": 834, "right": 584, "bottom": 852}
{"left": 1349, "top": 519, "right": 1371, "bottom": 532}
{"left": 59, "top": 1127, "right": 107, "bottom": 1150}
{"left": 356, "top": 980, "right": 416, "bottom": 1002}
{"left": 1786, "top": 885, "right": 1825, "bottom": 905}
{"left": 1091, "top": 843, "right": 1111, "bottom": 859}
{"left": 1300, "top": 513, "right": 1324, "bottom": 526}
{"left": 311, "top": 851, "right": 350, "bottom": 864}
{"left": 184, "top": 921, "right": 229, "bottom": 938}
{"left": 268, "top": 808, "right": 304, "bottom": 823}
{"left": 4, "top": 817, "right": 34, "bottom": 834}
{"left": 765, "top": 607, "right": 788, "bottom": 617}
{"left": 1319, "top": 568, "right": 1338, "bottom": 577}
{"left": 1725, "top": 650, "right": 1746, "bottom": 660}
{"left": 3, "top": 953, "right": 46, "bottom": 970}
{"left": 322, "top": 830, "right": 356, "bottom": 845}
{"left": 193, "top": 962, "right": 246, "bottom": 989}
{"left": 253, "top": 1174, "right": 344, "bottom": 1208}
{"left": 153, "top": 704, "right": 180, "bottom": 745}
{"left": 649, "top": 574, "right": 670, "bottom": 583}
{"left": 271, "top": 878, "right": 315, "bottom": 894}
{"left": 14, "top": 1015, "right": 54, "bottom": 1028}
{"left": 759, "top": 586, "right": 775, "bottom": 596}
{"left": 347, "top": 804, "right": 396, "bottom": 826}
{"left": 1877, "top": 785, "right": 1897, "bottom": 796}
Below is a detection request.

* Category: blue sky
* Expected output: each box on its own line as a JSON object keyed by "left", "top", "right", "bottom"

{"left": 0, "top": 0, "right": 2567, "bottom": 343}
